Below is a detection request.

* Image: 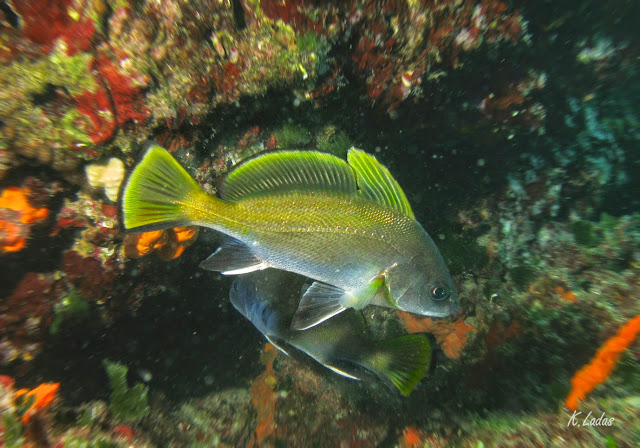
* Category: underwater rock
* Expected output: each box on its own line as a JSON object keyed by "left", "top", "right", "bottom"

{"left": 1, "top": 273, "right": 60, "bottom": 364}
{"left": 147, "top": 388, "right": 255, "bottom": 446}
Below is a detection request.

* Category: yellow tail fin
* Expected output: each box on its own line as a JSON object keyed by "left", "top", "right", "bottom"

{"left": 123, "top": 145, "right": 205, "bottom": 231}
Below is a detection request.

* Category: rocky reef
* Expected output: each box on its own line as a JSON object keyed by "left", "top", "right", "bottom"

{"left": 0, "top": 0, "right": 639, "bottom": 446}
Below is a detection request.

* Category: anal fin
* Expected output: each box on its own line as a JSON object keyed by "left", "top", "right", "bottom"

{"left": 199, "top": 237, "right": 267, "bottom": 275}
{"left": 324, "top": 363, "right": 361, "bottom": 380}
{"left": 265, "top": 335, "right": 290, "bottom": 357}
{"left": 291, "top": 282, "right": 347, "bottom": 330}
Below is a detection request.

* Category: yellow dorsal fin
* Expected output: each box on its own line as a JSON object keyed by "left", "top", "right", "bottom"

{"left": 220, "top": 150, "right": 358, "bottom": 201}
{"left": 221, "top": 149, "right": 415, "bottom": 218}
{"left": 347, "top": 148, "right": 414, "bottom": 218}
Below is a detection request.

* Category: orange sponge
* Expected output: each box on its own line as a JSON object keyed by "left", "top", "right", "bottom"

{"left": 14, "top": 382, "right": 60, "bottom": 423}
{"left": 0, "top": 187, "right": 49, "bottom": 253}
{"left": 124, "top": 229, "right": 167, "bottom": 258}
{"left": 397, "top": 311, "right": 475, "bottom": 359}
{"left": 565, "top": 315, "right": 640, "bottom": 411}
{"left": 123, "top": 226, "right": 199, "bottom": 260}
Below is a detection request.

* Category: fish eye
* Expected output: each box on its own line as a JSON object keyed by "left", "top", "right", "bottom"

{"left": 430, "top": 286, "right": 449, "bottom": 301}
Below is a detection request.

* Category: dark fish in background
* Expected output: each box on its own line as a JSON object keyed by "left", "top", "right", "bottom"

{"left": 230, "top": 270, "right": 431, "bottom": 396}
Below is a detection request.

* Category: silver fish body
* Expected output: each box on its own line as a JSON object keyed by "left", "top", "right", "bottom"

{"left": 123, "top": 145, "right": 459, "bottom": 329}
{"left": 230, "top": 270, "right": 432, "bottom": 395}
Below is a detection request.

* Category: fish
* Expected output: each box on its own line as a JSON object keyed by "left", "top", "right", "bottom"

{"left": 229, "top": 270, "right": 431, "bottom": 395}
{"left": 122, "top": 144, "right": 458, "bottom": 329}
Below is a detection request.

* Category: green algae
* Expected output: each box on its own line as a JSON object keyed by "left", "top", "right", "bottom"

{"left": 297, "top": 32, "right": 322, "bottom": 53}
{"left": 316, "top": 125, "right": 352, "bottom": 157}
{"left": 297, "top": 31, "right": 332, "bottom": 76}
{"left": 50, "top": 287, "right": 90, "bottom": 335}
{"left": 62, "top": 435, "right": 119, "bottom": 448}
{"left": 60, "top": 110, "right": 94, "bottom": 145}
{"left": 509, "top": 264, "right": 538, "bottom": 290}
{"left": 48, "top": 49, "right": 97, "bottom": 96}
{"left": 1, "top": 413, "right": 24, "bottom": 448}
{"left": 273, "top": 123, "right": 312, "bottom": 148}
{"left": 437, "top": 231, "right": 489, "bottom": 276}
{"left": 76, "top": 409, "right": 96, "bottom": 427}
{"left": 0, "top": 45, "right": 97, "bottom": 156}
{"left": 571, "top": 220, "right": 600, "bottom": 246}
{"left": 605, "top": 436, "right": 618, "bottom": 448}
{"left": 274, "top": 20, "right": 297, "bottom": 50}
{"left": 103, "top": 360, "right": 150, "bottom": 422}
{"left": 599, "top": 212, "right": 618, "bottom": 233}
{"left": 1, "top": 47, "right": 96, "bottom": 98}
{"left": 14, "top": 394, "right": 36, "bottom": 422}
{"left": 611, "top": 352, "right": 640, "bottom": 394}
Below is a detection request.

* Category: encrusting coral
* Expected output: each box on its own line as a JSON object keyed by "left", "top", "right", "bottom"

{"left": 85, "top": 157, "right": 126, "bottom": 202}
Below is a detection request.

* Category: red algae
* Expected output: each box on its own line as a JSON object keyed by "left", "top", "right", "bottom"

{"left": 76, "top": 57, "right": 150, "bottom": 144}
{"left": 351, "top": 0, "right": 524, "bottom": 114}
{"left": 61, "top": 250, "right": 116, "bottom": 301}
{"left": 11, "top": 0, "right": 96, "bottom": 55}
{"left": 0, "top": 273, "right": 59, "bottom": 364}
{"left": 258, "top": 0, "right": 337, "bottom": 34}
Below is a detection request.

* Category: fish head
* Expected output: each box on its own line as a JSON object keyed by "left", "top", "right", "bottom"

{"left": 388, "top": 253, "right": 458, "bottom": 318}
{"left": 230, "top": 276, "right": 283, "bottom": 335}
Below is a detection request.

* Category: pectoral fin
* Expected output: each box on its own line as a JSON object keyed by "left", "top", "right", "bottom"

{"left": 199, "top": 237, "right": 267, "bottom": 275}
{"left": 292, "top": 276, "right": 388, "bottom": 330}
{"left": 370, "top": 272, "right": 397, "bottom": 308}
{"left": 291, "top": 282, "right": 347, "bottom": 330}
{"left": 350, "top": 274, "right": 387, "bottom": 309}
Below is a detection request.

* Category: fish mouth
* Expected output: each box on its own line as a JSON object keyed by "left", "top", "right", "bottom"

{"left": 425, "top": 309, "right": 456, "bottom": 318}
{"left": 426, "top": 297, "right": 460, "bottom": 318}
